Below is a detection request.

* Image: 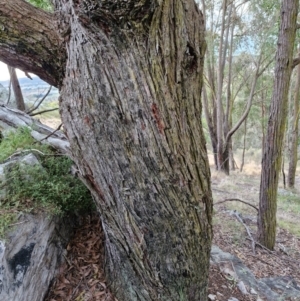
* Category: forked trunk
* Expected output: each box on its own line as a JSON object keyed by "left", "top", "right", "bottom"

{"left": 54, "top": 0, "right": 213, "bottom": 300}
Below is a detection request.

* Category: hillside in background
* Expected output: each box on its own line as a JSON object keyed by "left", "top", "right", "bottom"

{"left": 0, "top": 76, "right": 59, "bottom": 103}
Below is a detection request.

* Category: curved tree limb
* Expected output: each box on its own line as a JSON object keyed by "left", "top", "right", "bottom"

{"left": 292, "top": 56, "right": 300, "bottom": 68}
{"left": 0, "top": 0, "right": 66, "bottom": 87}
{"left": 224, "top": 54, "right": 274, "bottom": 148}
{"left": 214, "top": 198, "right": 259, "bottom": 212}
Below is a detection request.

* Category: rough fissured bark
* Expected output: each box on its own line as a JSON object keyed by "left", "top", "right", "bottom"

{"left": 258, "top": 0, "right": 298, "bottom": 250}
{"left": 1, "top": 0, "right": 213, "bottom": 300}
{"left": 0, "top": 0, "right": 65, "bottom": 87}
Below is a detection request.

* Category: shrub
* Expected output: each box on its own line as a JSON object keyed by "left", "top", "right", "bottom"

{"left": 0, "top": 126, "right": 95, "bottom": 236}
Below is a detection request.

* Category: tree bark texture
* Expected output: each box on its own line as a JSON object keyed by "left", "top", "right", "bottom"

{"left": 0, "top": 0, "right": 65, "bottom": 87}
{"left": 287, "top": 52, "right": 300, "bottom": 188}
{"left": 1, "top": 0, "right": 213, "bottom": 300}
{"left": 258, "top": 0, "right": 298, "bottom": 250}
{"left": 7, "top": 66, "right": 26, "bottom": 111}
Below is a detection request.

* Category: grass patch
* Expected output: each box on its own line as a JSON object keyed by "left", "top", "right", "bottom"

{"left": 277, "top": 190, "right": 300, "bottom": 237}
{"left": 0, "top": 127, "right": 49, "bottom": 163}
{"left": 277, "top": 220, "right": 300, "bottom": 237}
{"left": 277, "top": 191, "right": 300, "bottom": 215}
{"left": 0, "top": 126, "right": 95, "bottom": 238}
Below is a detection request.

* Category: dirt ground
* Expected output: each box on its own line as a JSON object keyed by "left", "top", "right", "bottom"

{"left": 45, "top": 159, "right": 300, "bottom": 301}
{"left": 208, "top": 157, "right": 300, "bottom": 301}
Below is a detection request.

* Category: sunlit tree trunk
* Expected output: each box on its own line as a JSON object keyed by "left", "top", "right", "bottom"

{"left": 0, "top": 0, "right": 213, "bottom": 300}
{"left": 258, "top": 0, "right": 298, "bottom": 249}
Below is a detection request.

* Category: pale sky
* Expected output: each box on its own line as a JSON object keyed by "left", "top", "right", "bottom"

{"left": 0, "top": 61, "right": 35, "bottom": 81}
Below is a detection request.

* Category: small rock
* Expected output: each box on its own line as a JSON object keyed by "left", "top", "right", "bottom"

{"left": 237, "top": 280, "right": 248, "bottom": 295}
{"left": 228, "top": 297, "right": 239, "bottom": 301}
{"left": 208, "top": 294, "right": 216, "bottom": 300}
{"left": 250, "top": 288, "right": 258, "bottom": 295}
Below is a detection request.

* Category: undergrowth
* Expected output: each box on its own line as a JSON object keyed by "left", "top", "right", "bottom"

{"left": 0, "top": 126, "right": 95, "bottom": 238}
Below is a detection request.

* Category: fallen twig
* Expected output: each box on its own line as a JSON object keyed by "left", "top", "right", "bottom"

{"left": 245, "top": 238, "right": 274, "bottom": 253}
{"left": 233, "top": 210, "right": 256, "bottom": 255}
{"left": 29, "top": 107, "right": 59, "bottom": 117}
{"left": 214, "top": 198, "right": 259, "bottom": 212}
{"left": 39, "top": 123, "right": 63, "bottom": 142}
{"left": 8, "top": 220, "right": 28, "bottom": 227}
{"left": 4, "top": 148, "right": 46, "bottom": 162}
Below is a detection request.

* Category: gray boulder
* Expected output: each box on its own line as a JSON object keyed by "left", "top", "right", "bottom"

{"left": 0, "top": 153, "right": 77, "bottom": 301}
{"left": 0, "top": 213, "right": 75, "bottom": 301}
{"left": 211, "top": 245, "right": 300, "bottom": 301}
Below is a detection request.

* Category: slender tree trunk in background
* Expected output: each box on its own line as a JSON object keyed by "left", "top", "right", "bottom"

{"left": 203, "top": 86, "right": 218, "bottom": 167}
{"left": 258, "top": 0, "right": 298, "bottom": 250}
{"left": 288, "top": 52, "right": 300, "bottom": 188}
{"left": 240, "top": 118, "right": 247, "bottom": 173}
{"left": 216, "top": 0, "right": 228, "bottom": 173}
{"left": 203, "top": 0, "right": 219, "bottom": 170}
{"left": 0, "top": 1, "right": 213, "bottom": 300}
{"left": 261, "top": 92, "right": 266, "bottom": 154}
{"left": 224, "top": 4, "right": 235, "bottom": 173}
{"left": 7, "top": 65, "right": 26, "bottom": 111}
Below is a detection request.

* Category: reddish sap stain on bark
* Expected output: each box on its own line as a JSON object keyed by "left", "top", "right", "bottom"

{"left": 151, "top": 103, "right": 165, "bottom": 134}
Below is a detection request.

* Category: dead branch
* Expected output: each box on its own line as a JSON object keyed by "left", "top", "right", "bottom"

{"left": 214, "top": 198, "right": 259, "bottom": 211}
{"left": 39, "top": 123, "right": 63, "bottom": 142}
{"left": 29, "top": 107, "right": 58, "bottom": 117}
{"left": 26, "top": 85, "right": 52, "bottom": 115}
{"left": 245, "top": 238, "right": 274, "bottom": 253}
{"left": 233, "top": 210, "right": 256, "bottom": 255}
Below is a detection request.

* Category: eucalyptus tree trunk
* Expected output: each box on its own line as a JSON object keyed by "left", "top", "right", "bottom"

{"left": 288, "top": 51, "right": 300, "bottom": 188}
{"left": 258, "top": 0, "right": 298, "bottom": 250}
{"left": 7, "top": 66, "right": 26, "bottom": 111}
{"left": 216, "top": 0, "right": 229, "bottom": 173}
{"left": 0, "top": 0, "right": 213, "bottom": 300}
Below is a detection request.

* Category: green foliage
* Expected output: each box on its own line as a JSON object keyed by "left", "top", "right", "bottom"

{"left": 26, "top": 0, "right": 52, "bottom": 11}
{"left": 0, "top": 211, "right": 17, "bottom": 238}
{"left": 0, "top": 127, "right": 95, "bottom": 237}
{"left": 0, "top": 127, "right": 49, "bottom": 163}
{"left": 5, "top": 156, "right": 94, "bottom": 215}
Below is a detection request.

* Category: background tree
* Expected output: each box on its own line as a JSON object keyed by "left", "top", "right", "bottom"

{"left": 258, "top": 0, "right": 299, "bottom": 250}
{"left": 201, "top": 0, "right": 276, "bottom": 174}
{"left": 0, "top": 0, "right": 213, "bottom": 300}
{"left": 287, "top": 47, "right": 300, "bottom": 188}
{"left": 7, "top": 65, "right": 26, "bottom": 111}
